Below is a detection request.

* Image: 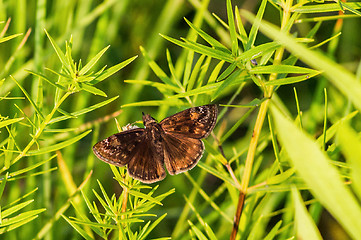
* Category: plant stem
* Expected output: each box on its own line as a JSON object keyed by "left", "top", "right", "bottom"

{"left": 121, "top": 185, "right": 129, "bottom": 216}
{"left": 240, "top": 98, "right": 270, "bottom": 192}
{"left": 230, "top": 98, "right": 270, "bottom": 240}
{"left": 230, "top": 1, "right": 292, "bottom": 238}
{"left": 230, "top": 190, "right": 245, "bottom": 240}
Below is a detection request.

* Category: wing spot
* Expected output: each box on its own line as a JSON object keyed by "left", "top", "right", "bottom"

{"left": 190, "top": 112, "right": 200, "bottom": 120}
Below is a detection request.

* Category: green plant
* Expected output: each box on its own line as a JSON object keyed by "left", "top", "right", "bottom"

{"left": 1, "top": 0, "right": 361, "bottom": 239}
{"left": 0, "top": 24, "right": 136, "bottom": 237}
{"left": 63, "top": 166, "right": 174, "bottom": 240}
{"left": 122, "top": 0, "right": 361, "bottom": 239}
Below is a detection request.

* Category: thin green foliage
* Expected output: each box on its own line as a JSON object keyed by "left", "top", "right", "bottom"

{"left": 0, "top": 16, "right": 136, "bottom": 237}
{"left": 1, "top": 0, "right": 361, "bottom": 239}
{"left": 64, "top": 168, "right": 174, "bottom": 239}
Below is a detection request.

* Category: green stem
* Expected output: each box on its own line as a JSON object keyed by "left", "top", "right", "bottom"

{"left": 240, "top": 98, "right": 270, "bottom": 192}
{"left": 231, "top": 1, "right": 294, "bottom": 239}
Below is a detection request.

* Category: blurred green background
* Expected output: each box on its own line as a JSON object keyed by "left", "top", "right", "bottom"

{"left": 1, "top": 0, "right": 361, "bottom": 239}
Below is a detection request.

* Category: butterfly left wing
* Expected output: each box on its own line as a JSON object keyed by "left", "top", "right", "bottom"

{"left": 93, "top": 129, "right": 144, "bottom": 167}
{"left": 160, "top": 104, "right": 217, "bottom": 139}
{"left": 162, "top": 132, "right": 204, "bottom": 175}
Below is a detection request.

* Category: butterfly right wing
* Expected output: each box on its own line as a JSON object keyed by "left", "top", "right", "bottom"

{"left": 162, "top": 133, "right": 204, "bottom": 175}
{"left": 160, "top": 104, "right": 218, "bottom": 139}
{"left": 93, "top": 129, "right": 145, "bottom": 167}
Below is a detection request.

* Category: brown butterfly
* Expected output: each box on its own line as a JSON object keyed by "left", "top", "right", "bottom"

{"left": 93, "top": 104, "right": 218, "bottom": 183}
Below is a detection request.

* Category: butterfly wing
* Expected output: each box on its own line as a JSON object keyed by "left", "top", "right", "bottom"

{"left": 162, "top": 133, "right": 204, "bottom": 175}
{"left": 127, "top": 137, "right": 166, "bottom": 183}
{"left": 160, "top": 104, "right": 218, "bottom": 139}
{"left": 93, "top": 129, "right": 145, "bottom": 167}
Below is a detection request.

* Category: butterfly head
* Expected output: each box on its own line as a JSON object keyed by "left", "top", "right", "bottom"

{"left": 142, "top": 113, "right": 157, "bottom": 128}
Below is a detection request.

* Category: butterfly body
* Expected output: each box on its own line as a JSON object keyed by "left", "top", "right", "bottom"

{"left": 142, "top": 113, "right": 164, "bottom": 145}
{"left": 93, "top": 104, "right": 218, "bottom": 183}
